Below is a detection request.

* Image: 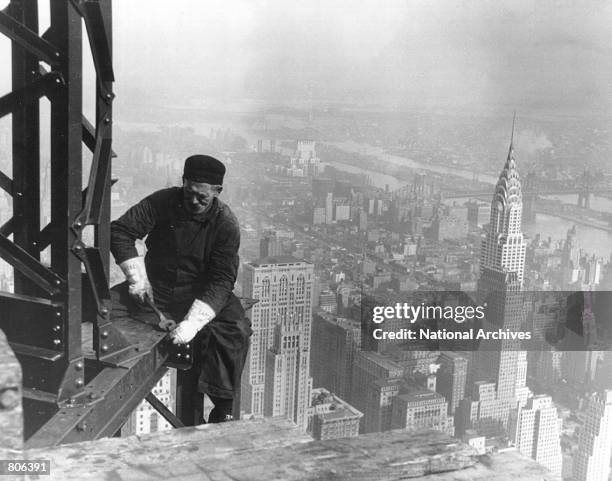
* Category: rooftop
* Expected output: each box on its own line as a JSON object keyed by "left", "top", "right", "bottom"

{"left": 0, "top": 417, "right": 561, "bottom": 481}
{"left": 248, "top": 255, "right": 308, "bottom": 267}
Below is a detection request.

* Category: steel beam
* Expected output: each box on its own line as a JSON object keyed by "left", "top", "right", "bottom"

{"left": 49, "top": 0, "right": 83, "bottom": 368}
{"left": 0, "top": 234, "right": 64, "bottom": 295}
{"left": 10, "top": 0, "right": 41, "bottom": 297}
{"left": 0, "top": 9, "right": 62, "bottom": 66}
{"left": 0, "top": 170, "right": 13, "bottom": 194}
{"left": 145, "top": 392, "right": 185, "bottom": 428}
{"left": 25, "top": 320, "right": 171, "bottom": 448}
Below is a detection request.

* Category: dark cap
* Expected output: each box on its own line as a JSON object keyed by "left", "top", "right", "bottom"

{"left": 183, "top": 155, "right": 226, "bottom": 185}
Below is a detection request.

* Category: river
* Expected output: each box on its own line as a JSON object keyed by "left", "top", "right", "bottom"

{"left": 116, "top": 120, "right": 612, "bottom": 259}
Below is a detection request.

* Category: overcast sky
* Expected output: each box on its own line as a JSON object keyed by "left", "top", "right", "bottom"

{"left": 1, "top": 0, "right": 611, "bottom": 114}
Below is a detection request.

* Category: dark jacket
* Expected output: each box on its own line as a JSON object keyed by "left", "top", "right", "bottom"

{"left": 110, "top": 187, "right": 240, "bottom": 314}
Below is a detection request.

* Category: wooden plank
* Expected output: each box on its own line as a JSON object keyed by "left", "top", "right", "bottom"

{"left": 0, "top": 417, "right": 560, "bottom": 481}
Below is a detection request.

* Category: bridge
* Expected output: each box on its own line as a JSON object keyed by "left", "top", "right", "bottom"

{"left": 395, "top": 170, "right": 611, "bottom": 210}
{"left": 443, "top": 188, "right": 612, "bottom": 201}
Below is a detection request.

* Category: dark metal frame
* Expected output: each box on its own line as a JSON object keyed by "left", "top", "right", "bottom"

{"left": 0, "top": 0, "right": 177, "bottom": 446}
{"left": 0, "top": 0, "right": 251, "bottom": 447}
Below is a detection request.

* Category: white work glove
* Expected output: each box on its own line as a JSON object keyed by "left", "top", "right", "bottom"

{"left": 170, "top": 299, "right": 215, "bottom": 344}
{"left": 119, "top": 256, "right": 153, "bottom": 305}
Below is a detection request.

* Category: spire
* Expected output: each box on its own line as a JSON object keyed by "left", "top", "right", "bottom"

{"left": 494, "top": 112, "right": 522, "bottom": 208}
{"left": 507, "top": 111, "right": 516, "bottom": 161}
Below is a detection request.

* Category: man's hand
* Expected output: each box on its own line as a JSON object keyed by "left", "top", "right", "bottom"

{"left": 119, "top": 256, "right": 153, "bottom": 305}
{"left": 170, "top": 299, "right": 216, "bottom": 344}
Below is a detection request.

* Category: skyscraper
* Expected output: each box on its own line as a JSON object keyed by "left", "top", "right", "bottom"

{"left": 475, "top": 117, "right": 528, "bottom": 403}
{"left": 310, "top": 312, "right": 361, "bottom": 401}
{"left": 573, "top": 390, "right": 612, "bottom": 481}
{"left": 241, "top": 256, "right": 314, "bottom": 426}
{"left": 509, "top": 395, "right": 563, "bottom": 476}
{"left": 264, "top": 309, "right": 313, "bottom": 430}
{"left": 479, "top": 117, "right": 526, "bottom": 285}
{"left": 437, "top": 352, "right": 468, "bottom": 415}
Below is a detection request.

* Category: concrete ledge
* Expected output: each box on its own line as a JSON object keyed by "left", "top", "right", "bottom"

{"left": 0, "top": 417, "right": 560, "bottom": 481}
{"left": 0, "top": 328, "right": 22, "bottom": 450}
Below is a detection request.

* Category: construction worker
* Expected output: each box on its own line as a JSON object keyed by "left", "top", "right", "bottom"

{"left": 110, "top": 154, "right": 251, "bottom": 424}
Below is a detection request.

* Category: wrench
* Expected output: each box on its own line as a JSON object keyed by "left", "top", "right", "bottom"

{"left": 144, "top": 295, "right": 177, "bottom": 331}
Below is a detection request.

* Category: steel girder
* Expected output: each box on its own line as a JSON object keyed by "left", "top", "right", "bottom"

{"left": 0, "top": 0, "right": 132, "bottom": 442}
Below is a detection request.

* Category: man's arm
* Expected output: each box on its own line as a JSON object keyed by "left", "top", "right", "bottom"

{"left": 199, "top": 213, "right": 240, "bottom": 314}
{"left": 110, "top": 195, "right": 158, "bottom": 303}
{"left": 171, "top": 210, "right": 240, "bottom": 344}
{"left": 110, "top": 196, "right": 157, "bottom": 264}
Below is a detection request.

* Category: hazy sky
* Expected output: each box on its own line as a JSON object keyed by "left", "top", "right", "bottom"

{"left": 1, "top": 0, "right": 611, "bottom": 114}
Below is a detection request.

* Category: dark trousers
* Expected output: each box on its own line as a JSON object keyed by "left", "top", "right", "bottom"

{"left": 110, "top": 282, "right": 251, "bottom": 424}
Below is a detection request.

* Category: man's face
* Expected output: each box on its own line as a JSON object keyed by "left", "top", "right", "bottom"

{"left": 182, "top": 179, "right": 221, "bottom": 215}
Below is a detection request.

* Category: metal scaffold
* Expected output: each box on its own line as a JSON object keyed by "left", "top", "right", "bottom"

{"left": 0, "top": 0, "right": 191, "bottom": 448}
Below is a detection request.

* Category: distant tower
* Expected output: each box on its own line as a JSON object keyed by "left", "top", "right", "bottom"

{"left": 264, "top": 308, "right": 313, "bottom": 430}
{"left": 480, "top": 114, "right": 526, "bottom": 285}
{"left": 509, "top": 395, "right": 563, "bottom": 476}
{"left": 241, "top": 257, "right": 314, "bottom": 425}
{"left": 573, "top": 390, "right": 612, "bottom": 481}
{"left": 474, "top": 114, "right": 528, "bottom": 415}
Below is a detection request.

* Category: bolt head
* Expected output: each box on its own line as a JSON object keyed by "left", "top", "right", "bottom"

{"left": 101, "top": 344, "right": 109, "bottom": 353}
{"left": 75, "top": 378, "right": 84, "bottom": 388}
{"left": 101, "top": 330, "right": 108, "bottom": 339}
{"left": 75, "top": 361, "right": 84, "bottom": 371}
{"left": 101, "top": 307, "right": 109, "bottom": 315}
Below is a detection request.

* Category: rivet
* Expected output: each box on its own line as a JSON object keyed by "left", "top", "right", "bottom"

{"left": 76, "top": 422, "right": 87, "bottom": 431}
{"left": 101, "top": 330, "right": 108, "bottom": 339}
{"left": 88, "top": 393, "right": 95, "bottom": 400}
{"left": 54, "top": 279, "right": 61, "bottom": 285}
{"left": 53, "top": 325, "right": 61, "bottom": 332}
{"left": 104, "top": 117, "right": 110, "bottom": 124}
{"left": 185, "top": 355, "right": 190, "bottom": 360}
{"left": 75, "top": 221, "right": 82, "bottom": 228}
{"left": 177, "top": 353, "right": 182, "bottom": 358}
{"left": 75, "top": 361, "right": 83, "bottom": 371}
{"left": 101, "top": 307, "right": 109, "bottom": 315}
{"left": 15, "top": 192, "right": 22, "bottom": 197}
{"left": 106, "top": 93, "right": 112, "bottom": 99}
{"left": 75, "top": 378, "right": 83, "bottom": 388}
{"left": 101, "top": 344, "right": 108, "bottom": 353}
{"left": 56, "top": 311, "right": 62, "bottom": 317}
{"left": 53, "top": 339, "right": 61, "bottom": 345}
{"left": 55, "top": 52, "right": 60, "bottom": 57}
